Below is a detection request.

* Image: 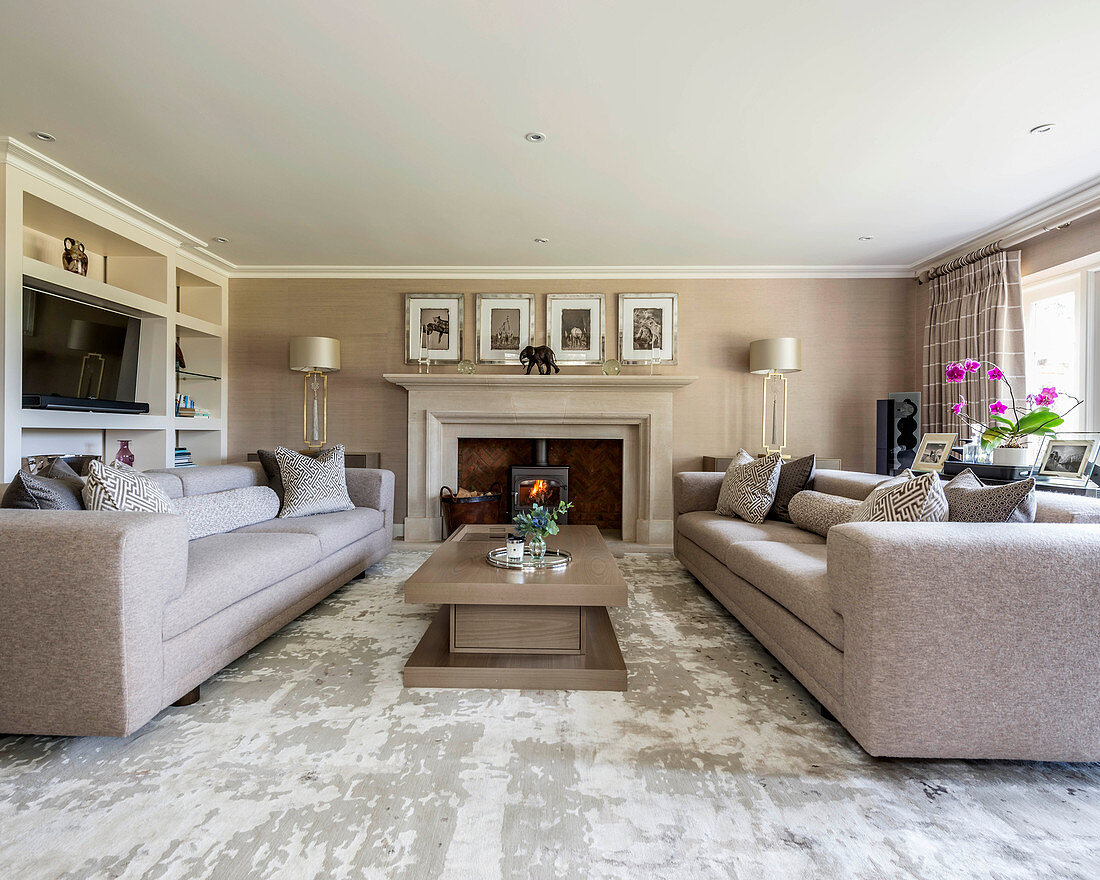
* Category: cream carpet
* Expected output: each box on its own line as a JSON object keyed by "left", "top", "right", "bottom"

{"left": 1, "top": 550, "right": 1098, "bottom": 880}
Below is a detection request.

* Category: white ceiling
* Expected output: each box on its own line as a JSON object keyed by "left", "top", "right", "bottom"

{"left": 2, "top": 0, "right": 1100, "bottom": 270}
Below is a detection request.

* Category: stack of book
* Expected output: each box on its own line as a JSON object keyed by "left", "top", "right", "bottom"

{"left": 174, "top": 447, "right": 195, "bottom": 468}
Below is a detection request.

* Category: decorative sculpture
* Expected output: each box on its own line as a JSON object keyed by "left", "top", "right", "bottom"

{"left": 519, "top": 345, "right": 560, "bottom": 375}
{"left": 63, "top": 237, "right": 88, "bottom": 276}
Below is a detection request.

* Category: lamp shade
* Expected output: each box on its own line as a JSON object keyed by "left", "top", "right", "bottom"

{"left": 289, "top": 336, "right": 340, "bottom": 372}
{"left": 748, "top": 337, "right": 802, "bottom": 374}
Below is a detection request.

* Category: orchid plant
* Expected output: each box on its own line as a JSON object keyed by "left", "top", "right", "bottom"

{"left": 513, "top": 500, "right": 572, "bottom": 540}
{"left": 945, "top": 359, "right": 1081, "bottom": 449}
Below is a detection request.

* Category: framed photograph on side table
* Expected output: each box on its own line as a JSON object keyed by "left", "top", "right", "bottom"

{"left": 1037, "top": 438, "right": 1098, "bottom": 480}
{"left": 912, "top": 432, "right": 957, "bottom": 473}
{"left": 618, "top": 293, "right": 678, "bottom": 364}
{"left": 476, "top": 294, "right": 534, "bottom": 364}
{"left": 547, "top": 294, "right": 604, "bottom": 365}
{"left": 405, "top": 294, "right": 464, "bottom": 364}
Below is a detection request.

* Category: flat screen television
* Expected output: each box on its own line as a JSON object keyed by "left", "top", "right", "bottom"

{"left": 22, "top": 285, "right": 145, "bottom": 412}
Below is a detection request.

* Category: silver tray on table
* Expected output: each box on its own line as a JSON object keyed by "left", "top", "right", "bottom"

{"left": 485, "top": 547, "right": 573, "bottom": 571}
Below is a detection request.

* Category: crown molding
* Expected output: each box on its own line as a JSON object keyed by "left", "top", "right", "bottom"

{"left": 910, "top": 173, "right": 1100, "bottom": 274}
{"left": 0, "top": 137, "right": 207, "bottom": 250}
{"left": 229, "top": 264, "right": 914, "bottom": 280}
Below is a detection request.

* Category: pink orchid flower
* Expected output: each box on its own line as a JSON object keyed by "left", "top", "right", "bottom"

{"left": 951, "top": 397, "right": 967, "bottom": 415}
{"left": 963, "top": 359, "right": 981, "bottom": 373}
{"left": 945, "top": 363, "right": 965, "bottom": 383}
{"left": 987, "top": 366, "right": 1004, "bottom": 381}
{"left": 989, "top": 400, "right": 1008, "bottom": 416}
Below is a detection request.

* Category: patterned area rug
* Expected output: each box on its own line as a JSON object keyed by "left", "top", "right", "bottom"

{"left": 2, "top": 550, "right": 1099, "bottom": 880}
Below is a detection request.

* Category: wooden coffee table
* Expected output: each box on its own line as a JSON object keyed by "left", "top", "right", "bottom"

{"left": 402, "top": 524, "right": 628, "bottom": 691}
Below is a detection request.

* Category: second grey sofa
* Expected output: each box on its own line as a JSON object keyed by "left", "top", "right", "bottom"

{"left": 674, "top": 468, "right": 1100, "bottom": 761}
{"left": 0, "top": 462, "right": 394, "bottom": 738}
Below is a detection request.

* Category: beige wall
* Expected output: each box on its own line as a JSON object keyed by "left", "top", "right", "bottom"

{"left": 229, "top": 277, "right": 917, "bottom": 523}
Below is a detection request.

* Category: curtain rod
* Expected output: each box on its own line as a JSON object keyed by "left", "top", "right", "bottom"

{"left": 916, "top": 204, "right": 1098, "bottom": 284}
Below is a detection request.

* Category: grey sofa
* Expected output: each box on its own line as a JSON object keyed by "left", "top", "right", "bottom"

{"left": 0, "top": 462, "right": 394, "bottom": 738}
{"left": 674, "top": 468, "right": 1100, "bottom": 761}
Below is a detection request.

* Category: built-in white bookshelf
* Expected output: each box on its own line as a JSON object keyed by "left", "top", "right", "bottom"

{"left": 1, "top": 139, "right": 230, "bottom": 478}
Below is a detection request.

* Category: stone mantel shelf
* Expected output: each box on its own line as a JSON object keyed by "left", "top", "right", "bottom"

{"left": 384, "top": 374, "right": 697, "bottom": 390}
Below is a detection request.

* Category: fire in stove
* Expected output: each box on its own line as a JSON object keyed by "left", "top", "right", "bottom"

{"left": 530, "top": 479, "right": 551, "bottom": 503}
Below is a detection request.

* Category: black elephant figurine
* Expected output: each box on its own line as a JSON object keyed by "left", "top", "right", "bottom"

{"left": 519, "top": 345, "right": 560, "bottom": 375}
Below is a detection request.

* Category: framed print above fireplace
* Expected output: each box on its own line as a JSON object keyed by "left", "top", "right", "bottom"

{"left": 547, "top": 294, "right": 605, "bottom": 365}
{"left": 618, "top": 292, "right": 678, "bottom": 364}
{"left": 476, "top": 293, "right": 534, "bottom": 364}
{"left": 405, "top": 294, "right": 464, "bottom": 364}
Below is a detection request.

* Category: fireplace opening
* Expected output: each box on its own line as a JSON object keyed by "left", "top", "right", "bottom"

{"left": 457, "top": 437, "right": 623, "bottom": 531}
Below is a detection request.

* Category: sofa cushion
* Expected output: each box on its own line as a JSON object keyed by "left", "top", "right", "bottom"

{"left": 715, "top": 449, "right": 755, "bottom": 516}
{"left": 812, "top": 469, "right": 889, "bottom": 501}
{"left": 1, "top": 461, "right": 85, "bottom": 510}
{"left": 677, "top": 510, "right": 823, "bottom": 562}
{"left": 232, "top": 506, "right": 385, "bottom": 555}
{"left": 1034, "top": 492, "right": 1100, "bottom": 524}
{"left": 171, "top": 486, "right": 281, "bottom": 540}
{"left": 83, "top": 461, "right": 172, "bottom": 513}
{"left": 943, "top": 468, "right": 1036, "bottom": 523}
{"left": 147, "top": 463, "right": 268, "bottom": 497}
{"left": 717, "top": 454, "right": 783, "bottom": 523}
{"left": 788, "top": 490, "right": 861, "bottom": 537}
{"left": 163, "top": 532, "right": 323, "bottom": 638}
{"left": 276, "top": 445, "right": 354, "bottom": 518}
{"left": 723, "top": 541, "right": 843, "bottom": 649}
{"left": 769, "top": 454, "right": 817, "bottom": 523}
{"left": 256, "top": 449, "right": 286, "bottom": 502}
{"left": 850, "top": 471, "right": 948, "bottom": 523}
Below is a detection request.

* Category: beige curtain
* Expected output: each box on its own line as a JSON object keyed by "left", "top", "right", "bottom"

{"left": 923, "top": 249, "right": 1025, "bottom": 434}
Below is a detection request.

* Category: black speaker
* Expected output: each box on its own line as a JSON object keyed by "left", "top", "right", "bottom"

{"left": 877, "top": 393, "right": 921, "bottom": 475}
{"left": 876, "top": 399, "right": 894, "bottom": 475}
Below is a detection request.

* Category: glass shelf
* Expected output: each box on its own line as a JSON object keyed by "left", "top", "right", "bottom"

{"left": 176, "top": 368, "right": 221, "bottom": 381}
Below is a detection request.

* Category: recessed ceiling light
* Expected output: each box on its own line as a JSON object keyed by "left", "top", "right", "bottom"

{"left": 31, "top": 131, "right": 55, "bottom": 142}
{"left": 212, "top": 236, "right": 229, "bottom": 244}
{"left": 525, "top": 132, "right": 547, "bottom": 143}
{"left": 858, "top": 235, "right": 875, "bottom": 241}
{"left": 534, "top": 237, "right": 549, "bottom": 243}
{"left": 1029, "top": 123, "right": 1055, "bottom": 134}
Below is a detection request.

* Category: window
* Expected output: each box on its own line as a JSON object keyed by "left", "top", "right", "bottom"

{"left": 1022, "top": 257, "right": 1099, "bottom": 432}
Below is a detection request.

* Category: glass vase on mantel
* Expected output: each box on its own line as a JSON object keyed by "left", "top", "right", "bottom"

{"left": 114, "top": 440, "right": 135, "bottom": 468}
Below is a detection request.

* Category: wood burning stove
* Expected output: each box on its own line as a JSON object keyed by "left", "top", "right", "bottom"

{"left": 509, "top": 439, "right": 569, "bottom": 523}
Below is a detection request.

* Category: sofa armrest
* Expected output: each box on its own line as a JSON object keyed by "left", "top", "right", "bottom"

{"left": 0, "top": 510, "right": 188, "bottom": 736}
{"left": 345, "top": 468, "right": 396, "bottom": 532}
{"left": 827, "top": 522, "right": 1100, "bottom": 759}
{"left": 673, "top": 471, "right": 724, "bottom": 516}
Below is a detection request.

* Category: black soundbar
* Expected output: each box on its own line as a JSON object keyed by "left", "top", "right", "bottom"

{"left": 23, "top": 395, "right": 150, "bottom": 415}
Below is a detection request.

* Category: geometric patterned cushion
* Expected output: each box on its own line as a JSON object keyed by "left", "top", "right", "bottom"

{"left": 849, "top": 471, "right": 949, "bottom": 523}
{"left": 275, "top": 444, "right": 354, "bottom": 518}
{"left": 787, "top": 490, "right": 861, "bottom": 537}
{"left": 718, "top": 453, "right": 783, "bottom": 524}
{"left": 849, "top": 469, "right": 915, "bottom": 522}
{"left": 82, "top": 460, "right": 172, "bottom": 513}
{"left": 715, "top": 448, "right": 757, "bottom": 516}
{"left": 942, "top": 468, "right": 1037, "bottom": 523}
{"left": 768, "top": 453, "right": 817, "bottom": 523}
{"left": 0, "top": 464, "right": 85, "bottom": 510}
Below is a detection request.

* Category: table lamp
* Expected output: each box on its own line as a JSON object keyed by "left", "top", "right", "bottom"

{"left": 748, "top": 337, "right": 802, "bottom": 457}
{"left": 289, "top": 336, "right": 340, "bottom": 449}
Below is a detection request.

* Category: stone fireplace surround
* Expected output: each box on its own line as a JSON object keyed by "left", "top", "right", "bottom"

{"left": 383, "top": 374, "right": 696, "bottom": 544}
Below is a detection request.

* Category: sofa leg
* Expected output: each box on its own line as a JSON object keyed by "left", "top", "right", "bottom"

{"left": 173, "top": 686, "right": 200, "bottom": 707}
{"left": 812, "top": 699, "right": 837, "bottom": 723}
